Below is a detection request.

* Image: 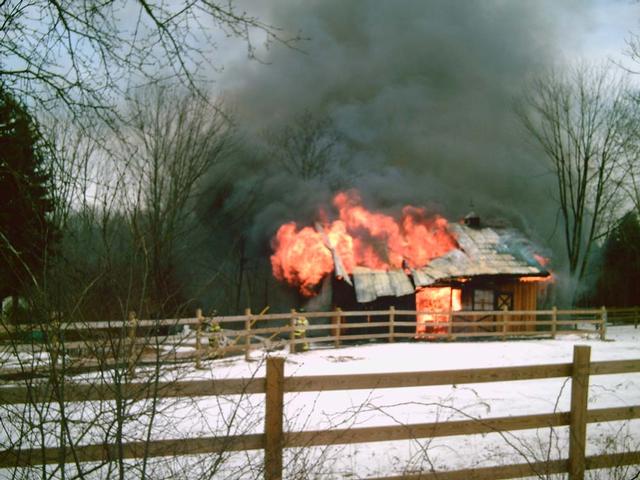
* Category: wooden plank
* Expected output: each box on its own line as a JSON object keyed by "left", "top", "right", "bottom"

{"left": 226, "top": 326, "right": 292, "bottom": 336}
{"left": 195, "top": 309, "right": 203, "bottom": 369}
{"left": 288, "top": 335, "right": 330, "bottom": 345}
{"left": 395, "top": 309, "right": 556, "bottom": 316}
{"left": 586, "top": 405, "right": 640, "bottom": 423}
{"left": 392, "top": 332, "right": 423, "bottom": 339}
{"left": 554, "top": 320, "right": 602, "bottom": 325}
{"left": 0, "top": 433, "right": 265, "bottom": 467}
{"left": 450, "top": 331, "right": 546, "bottom": 339}
{"left": 569, "top": 345, "right": 591, "bottom": 480}
{"left": 264, "top": 357, "right": 284, "bottom": 480}
{"left": 309, "top": 321, "right": 391, "bottom": 330}
{"left": 0, "top": 377, "right": 266, "bottom": 405}
{"left": 285, "top": 411, "right": 570, "bottom": 447}
{"left": 331, "top": 310, "right": 394, "bottom": 317}
{"left": 0, "top": 346, "right": 260, "bottom": 380}
{"left": 390, "top": 321, "right": 421, "bottom": 327}
{"left": 554, "top": 330, "right": 599, "bottom": 336}
{"left": 322, "top": 333, "right": 389, "bottom": 342}
{"left": 391, "top": 331, "right": 549, "bottom": 340}
{"left": 244, "top": 309, "right": 251, "bottom": 362}
{"left": 365, "top": 459, "right": 568, "bottom": 480}
{"left": 289, "top": 310, "right": 296, "bottom": 354}
{"left": 585, "top": 450, "right": 640, "bottom": 470}
{"left": 590, "top": 359, "right": 640, "bottom": 375}
{"left": 285, "top": 363, "right": 572, "bottom": 393}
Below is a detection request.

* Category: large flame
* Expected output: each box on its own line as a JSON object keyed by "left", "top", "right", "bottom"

{"left": 271, "top": 190, "right": 458, "bottom": 296}
{"left": 416, "top": 287, "right": 462, "bottom": 336}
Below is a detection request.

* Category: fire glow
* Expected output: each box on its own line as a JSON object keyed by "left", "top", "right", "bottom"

{"left": 270, "top": 191, "right": 458, "bottom": 296}
{"left": 416, "top": 287, "right": 462, "bottom": 336}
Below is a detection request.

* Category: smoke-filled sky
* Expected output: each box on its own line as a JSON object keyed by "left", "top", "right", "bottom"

{"left": 208, "top": 0, "right": 639, "bottom": 257}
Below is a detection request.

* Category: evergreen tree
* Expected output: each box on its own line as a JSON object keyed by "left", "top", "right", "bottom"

{"left": 0, "top": 89, "right": 56, "bottom": 298}
{"left": 591, "top": 211, "right": 640, "bottom": 306}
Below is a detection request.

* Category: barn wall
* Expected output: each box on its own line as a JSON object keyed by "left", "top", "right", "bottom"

{"left": 513, "top": 282, "right": 538, "bottom": 331}
{"left": 496, "top": 281, "right": 538, "bottom": 331}
{"left": 332, "top": 275, "right": 544, "bottom": 336}
{"left": 457, "top": 278, "right": 541, "bottom": 332}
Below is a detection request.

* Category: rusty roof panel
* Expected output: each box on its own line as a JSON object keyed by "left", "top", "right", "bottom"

{"left": 346, "top": 223, "right": 548, "bottom": 301}
{"left": 352, "top": 268, "right": 415, "bottom": 303}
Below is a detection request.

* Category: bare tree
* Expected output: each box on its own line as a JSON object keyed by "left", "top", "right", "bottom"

{"left": 121, "top": 86, "right": 231, "bottom": 316}
{"left": 0, "top": 1, "right": 299, "bottom": 127}
{"left": 265, "top": 110, "right": 347, "bottom": 181}
{"left": 621, "top": 148, "right": 640, "bottom": 218}
{"left": 517, "top": 64, "right": 636, "bottom": 285}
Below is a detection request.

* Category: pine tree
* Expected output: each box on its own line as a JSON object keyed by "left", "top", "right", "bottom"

{"left": 592, "top": 212, "right": 640, "bottom": 306}
{"left": 0, "top": 89, "right": 56, "bottom": 298}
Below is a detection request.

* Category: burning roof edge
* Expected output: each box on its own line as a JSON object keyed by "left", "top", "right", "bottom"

{"left": 339, "top": 223, "right": 550, "bottom": 303}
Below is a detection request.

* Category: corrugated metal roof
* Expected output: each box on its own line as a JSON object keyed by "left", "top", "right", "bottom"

{"left": 411, "top": 224, "right": 548, "bottom": 287}
{"left": 338, "top": 223, "right": 549, "bottom": 302}
{"left": 352, "top": 267, "right": 415, "bottom": 303}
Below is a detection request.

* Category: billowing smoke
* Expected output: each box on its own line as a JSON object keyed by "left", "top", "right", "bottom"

{"left": 195, "top": 1, "right": 593, "bottom": 310}
{"left": 215, "top": 1, "right": 579, "bottom": 248}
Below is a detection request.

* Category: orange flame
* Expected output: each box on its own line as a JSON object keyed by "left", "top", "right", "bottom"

{"left": 533, "top": 254, "right": 549, "bottom": 267}
{"left": 416, "top": 287, "right": 462, "bottom": 336}
{"left": 519, "top": 275, "right": 554, "bottom": 283}
{"left": 270, "top": 190, "right": 458, "bottom": 296}
{"left": 270, "top": 223, "right": 334, "bottom": 296}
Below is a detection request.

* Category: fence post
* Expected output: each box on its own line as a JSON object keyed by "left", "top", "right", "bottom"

{"left": 569, "top": 345, "right": 591, "bottom": 480}
{"left": 289, "top": 309, "right": 296, "bottom": 354}
{"left": 195, "top": 308, "right": 204, "bottom": 369}
{"left": 264, "top": 356, "right": 285, "bottom": 480}
{"left": 245, "top": 308, "right": 252, "bottom": 361}
{"left": 600, "top": 306, "right": 607, "bottom": 341}
{"left": 334, "top": 307, "right": 342, "bottom": 348}
{"left": 127, "top": 311, "right": 137, "bottom": 377}
{"left": 389, "top": 306, "right": 395, "bottom": 343}
{"left": 446, "top": 308, "right": 454, "bottom": 341}
{"left": 551, "top": 306, "right": 558, "bottom": 339}
{"left": 501, "top": 306, "right": 508, "bottom": 341}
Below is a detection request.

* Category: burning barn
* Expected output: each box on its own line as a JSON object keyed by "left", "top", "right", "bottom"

{"left": 271, "top": 191, "right": 551, "bottom": 336}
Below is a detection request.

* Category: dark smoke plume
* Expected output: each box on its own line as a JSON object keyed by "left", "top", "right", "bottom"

{"left": 216, "top": 1, "right": 580, "bottom": 253}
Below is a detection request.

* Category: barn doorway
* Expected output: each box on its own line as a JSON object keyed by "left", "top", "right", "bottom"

{"left": 415, "top": 287, "right": 462, "bottom": 337}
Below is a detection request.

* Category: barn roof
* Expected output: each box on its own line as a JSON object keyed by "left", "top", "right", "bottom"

{"left": 348, "top": 223, "right": 549, "bottom": 303}
{"left": 352, "top": 267, "right": 415, "bottom": 303}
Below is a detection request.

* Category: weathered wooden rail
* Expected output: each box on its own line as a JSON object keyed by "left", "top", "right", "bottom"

{"left": 0, "top": 345, "right": 639, "bottom": 480}
{"left": 0, "top": 307, "right": 620, "bottom": 378}
{"left": 607, "top": 306, "right": 640, "bottom": 328}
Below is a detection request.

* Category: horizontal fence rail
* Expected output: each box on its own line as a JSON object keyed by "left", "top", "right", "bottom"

{"left": 1, "top": 306, "right": 635, "bottom": 379}
{"left": 1, "top": 346, "right": 639, "bottom": 479}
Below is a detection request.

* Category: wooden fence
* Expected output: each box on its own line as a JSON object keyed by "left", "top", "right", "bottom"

{"left": 607, "top": 307, "right": 640, "bottom": 328}
{"left": 0, "top": 307, "right": 622, "bottom": 378}
{"left": 0, "top": 345, "right": 639, "bottom": 480}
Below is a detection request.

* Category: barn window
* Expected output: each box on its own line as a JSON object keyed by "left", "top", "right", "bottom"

{"left": 496, "top": 292, "right": 513, "bottom": 311}
{"left": 473, "top": 289, "right": 494, "bottom": 310}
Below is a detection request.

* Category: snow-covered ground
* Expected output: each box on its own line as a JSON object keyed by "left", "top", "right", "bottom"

{"left": 2, "top": 326, "right": 640, "bottom": 479}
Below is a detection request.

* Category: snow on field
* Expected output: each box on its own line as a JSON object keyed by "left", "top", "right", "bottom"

{"left": 2, "top": 326, "right": 640, "bottom": 479}
{"left": 177, "top": 326, "right": 640, "bottom": 478}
